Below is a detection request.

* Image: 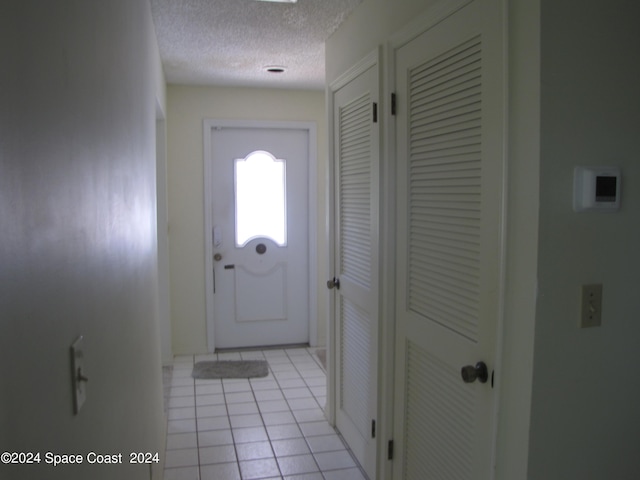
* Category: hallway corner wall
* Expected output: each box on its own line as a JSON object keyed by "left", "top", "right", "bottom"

{"left": 0, "top": 1, "right": 166, "bottom": 479}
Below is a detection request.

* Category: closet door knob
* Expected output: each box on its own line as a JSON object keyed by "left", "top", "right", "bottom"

{"left": 461, "top": 361, "right": 488, "bottom": 384}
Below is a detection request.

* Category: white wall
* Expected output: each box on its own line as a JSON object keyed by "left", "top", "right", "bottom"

{"left": 326, "top": 0, "right": 441, "bottom": 85}
{"left": 494, "top": 0, "right": 540, "bottom": 478}
{"left": 166, "top": 85, "right": 327, "bottom": 354}
{"left": 0, "top": 1, "right": 166, "bottom": 479}
{"left": 528, "top": 1, "right": 640, "bottom": 478}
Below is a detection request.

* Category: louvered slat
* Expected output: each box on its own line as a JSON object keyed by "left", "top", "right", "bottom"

{"left": 407, "top": 35, "right": 482, "bottom": 341}
{"left": 340, "top": 298, "right": 372, "bottom": 438}
{"left": 404, "top": 341, "right": 476, "bottom": 480}
{"left": 339, "top": 92, "right": 372, "bottom": 289}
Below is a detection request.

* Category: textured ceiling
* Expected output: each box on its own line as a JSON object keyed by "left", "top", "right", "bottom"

{"left": 149, "top": 0, "right": 362, "bottom": 90}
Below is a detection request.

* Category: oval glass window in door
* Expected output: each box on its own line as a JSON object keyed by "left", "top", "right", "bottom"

{"left": 234, "top": 150, "right": 287, "bottom": 247}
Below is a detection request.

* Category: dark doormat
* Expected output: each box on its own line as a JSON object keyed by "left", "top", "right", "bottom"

{"left": 192, "top": 360, "right": 269, "bottom": 379}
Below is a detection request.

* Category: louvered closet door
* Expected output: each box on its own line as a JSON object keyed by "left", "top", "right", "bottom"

{"left": 393, "top": 0, "right": 505, "bottom": 479}
{"left": 332, "top": 58, "right": 379, "bottom": 480}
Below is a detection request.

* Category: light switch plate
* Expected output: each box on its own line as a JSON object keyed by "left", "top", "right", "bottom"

{"left": 580, "top": 284, "right": 603, "bottom": 328}
{"left": 70, "top": 336, "right": 87, "bottom": 414}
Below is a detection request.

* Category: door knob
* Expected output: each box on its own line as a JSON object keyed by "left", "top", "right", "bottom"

{"left": 326, "top": 277, "right": 340, "bottom": 290}
{"left": 214, "top": 253, "right": 222, "bottom": 262}
{"left": 461, "top": 361, "right": 488, "bottom": 384}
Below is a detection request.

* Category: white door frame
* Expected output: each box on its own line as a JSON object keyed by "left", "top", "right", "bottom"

{"left": 203, "top": 119, "right": 318, "bottom": 352}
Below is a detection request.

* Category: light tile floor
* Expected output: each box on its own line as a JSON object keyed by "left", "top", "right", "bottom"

{"left": 163, "top": 347, "right": 368, "bottom": 480}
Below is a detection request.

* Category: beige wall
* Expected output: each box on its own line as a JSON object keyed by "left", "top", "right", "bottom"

{"left": 528, "top": 1, "right": 640, "bottom": 478}
{"left": 0, "top": 1, "right": 166, "bottom": 479}
{"left": 166, "top": 85, "right": 327, "bottom": 354}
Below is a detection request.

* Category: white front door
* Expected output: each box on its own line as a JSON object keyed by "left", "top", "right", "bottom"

{"left": 392, "top": 0, "right": 506, "bottom": 478}
{"left": 207, "top": 125, "right": 310, "bottom": 349}
{"left": 330, "top": 52, "right": 380, "bottom": 480}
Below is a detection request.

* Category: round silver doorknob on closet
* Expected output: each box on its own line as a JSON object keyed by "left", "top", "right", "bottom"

{"left": 214, "top": 253, "right": 223, "bottom": 262}
{"left": 461, "top": 361, "right": 488, "bottom": 384}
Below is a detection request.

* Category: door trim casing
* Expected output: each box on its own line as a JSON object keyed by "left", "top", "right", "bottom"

{"left": 203, "top": 119, "right": 318, "bottom": 352}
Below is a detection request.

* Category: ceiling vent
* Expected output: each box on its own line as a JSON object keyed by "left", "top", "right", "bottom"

{"left": 265, "top": 66, "right": 287, "bottom": 73}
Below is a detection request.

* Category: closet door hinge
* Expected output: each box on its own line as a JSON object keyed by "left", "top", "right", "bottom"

{"left": 371, "top": 419, "right": 376, "bottom": 438}
{"left": 372, "top": 102, "right": 378, "bottom": 123}
{"left": 387, "top": 440, "right": 394, "bottom": 460}
{"left": 391, "top": 93, "right": 397, "bottom": 116}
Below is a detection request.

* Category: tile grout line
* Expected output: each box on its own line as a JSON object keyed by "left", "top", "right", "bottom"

{"left": 283, "top": 348, "right": 323, "bottom": 412}
{"left": 191, "top": 354, "right": 204, "bottom": 480}
{"left": 163, "top": 355, "right": 200, "bottom": 476}
{"left": 248, "top": 351, "right": 285, "bottom": 479}
{"left": 307, "top": 346, "right": 326, "bottom": 373}
{"left": 293, "top": 347, "right": 369, "bottom": 480}
{"left": 219, "top": 353, "right": 243, "bottom": 480}
{"left": 283, "top": 348, "right": 327, "bottom": 479}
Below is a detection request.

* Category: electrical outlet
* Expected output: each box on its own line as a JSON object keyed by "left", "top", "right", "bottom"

{"left": 70, "top": 336, "right": 88, "bottom": 414}
{"left": 580, "top": 284, "right": 603, "bottom": 328}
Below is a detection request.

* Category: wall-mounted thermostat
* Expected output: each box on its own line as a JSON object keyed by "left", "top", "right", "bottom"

{"left": 573, "top": 166, "right": 621, "bottom": 212}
